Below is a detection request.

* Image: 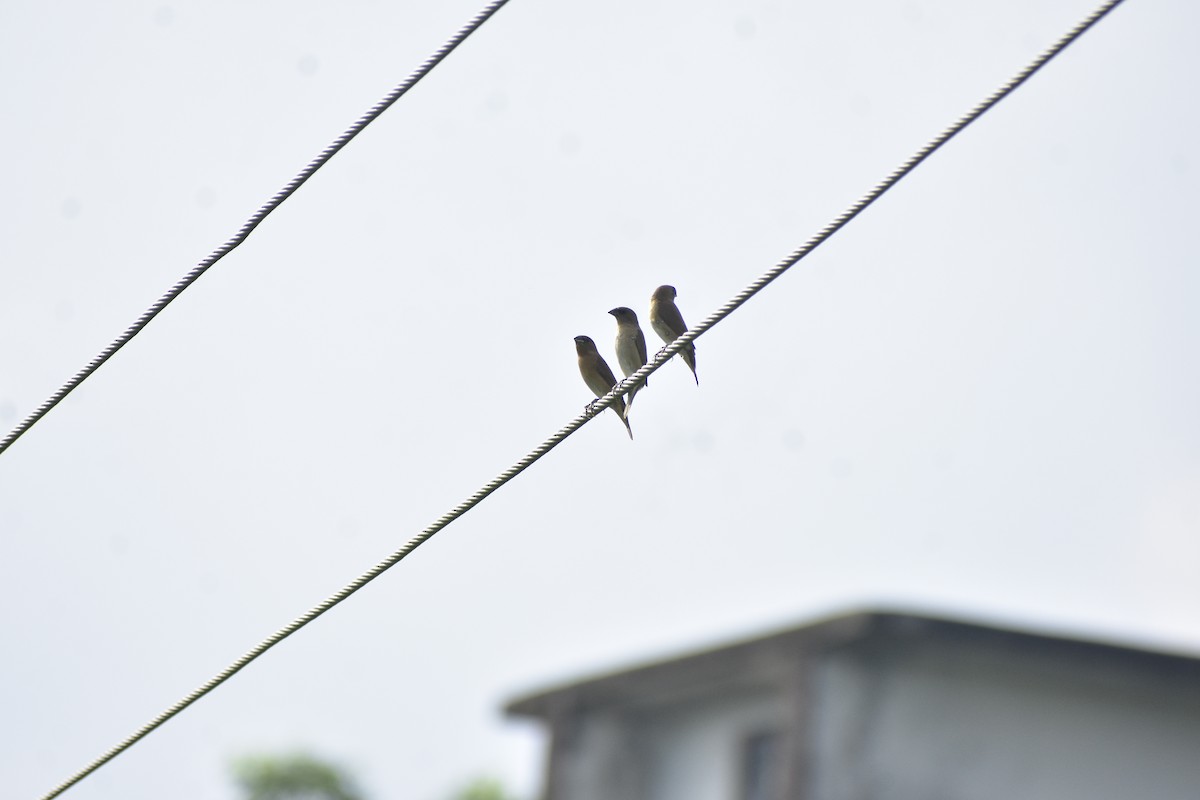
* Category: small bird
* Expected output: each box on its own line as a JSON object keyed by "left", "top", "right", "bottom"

{"left": 574, "top": 335, "right": 633, "bottom": 439}
{"left": 608, "top": 307, "right": 648, "bottom": 415}
{"left": 649, "top": 284, "right": 698, "bottom": 384}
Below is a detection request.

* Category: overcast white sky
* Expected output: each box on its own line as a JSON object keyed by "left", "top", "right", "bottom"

{"left": 2, "top": 0, "right": 1198, "bottom": 798}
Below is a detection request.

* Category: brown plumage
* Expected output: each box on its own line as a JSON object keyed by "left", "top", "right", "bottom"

{"left": 649, "top": 285, "right": 698, "bottom": 385}
{"left": 574, "top": 335, "right": 633, "bottom": 439}
{"left": 608, "top": 306, "right": 648, "bottom": 416}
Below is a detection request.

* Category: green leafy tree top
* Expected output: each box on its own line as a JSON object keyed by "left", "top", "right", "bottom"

{"left": 232, "top": 753, "right": 363, "bottom": 800}
{"left": 450, "top": 777, "right": 520, "bottom": 800}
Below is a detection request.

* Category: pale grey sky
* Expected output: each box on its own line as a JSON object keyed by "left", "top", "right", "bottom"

{"left": 2, "top": 1, "right": 1198, "bottom": 798}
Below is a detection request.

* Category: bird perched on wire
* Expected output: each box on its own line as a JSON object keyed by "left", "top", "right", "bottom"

{"left": 574, "top": 335, "right": 633, "bottom": 439}
{"left": 649, "top": 284, "right": 698, "bottom": 384}
{"left": 608, "top": 307, "right": 649, "bottom": 415}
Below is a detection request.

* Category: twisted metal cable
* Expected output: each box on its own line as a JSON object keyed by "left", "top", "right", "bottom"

{"left": 0, "top": 0, "right": 513, "bottom": 459}
{"left": 609, "top": 0, "right": 1128, "bottom": 390}
{"left": 37, "top": 1, "right": 1124, "bottom": 797}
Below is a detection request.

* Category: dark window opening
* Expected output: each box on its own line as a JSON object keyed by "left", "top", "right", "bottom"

{"left": 740, "top": 729, "right": 782, "bottom": 800}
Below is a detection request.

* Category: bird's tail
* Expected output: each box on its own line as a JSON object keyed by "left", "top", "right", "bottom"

{"left": 623, "top": 385, "right": 639, "bottom": 419}
{"left": 682, "top": 345, "right": 699, "bottom": 385}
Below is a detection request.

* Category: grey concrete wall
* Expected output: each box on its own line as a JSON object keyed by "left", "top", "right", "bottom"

{"left": 808, "top": 639, "right": 1200, "bottom": 800}
{"left": 551, "top": 689, "right": 785, "bottom": 800}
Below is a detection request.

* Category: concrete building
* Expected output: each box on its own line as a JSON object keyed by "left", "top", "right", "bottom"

{"left": 506, "top": 610, "right": 1200, "bottom": 800}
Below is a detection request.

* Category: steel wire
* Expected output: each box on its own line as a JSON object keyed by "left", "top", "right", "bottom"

{"left": 0, "top": 0, "right": 513, "bottom": 458}
{"left": 36, "top": 0, "right": 1126, "bottom": 796}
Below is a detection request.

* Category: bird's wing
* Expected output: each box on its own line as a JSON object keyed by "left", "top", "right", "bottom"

{"left": 661, "top": 302, "right": 687, "bottom": 337}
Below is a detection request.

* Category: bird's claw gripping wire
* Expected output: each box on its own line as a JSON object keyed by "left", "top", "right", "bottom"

{"left": 585, "top": 383, "right": 624, "bottom": 417}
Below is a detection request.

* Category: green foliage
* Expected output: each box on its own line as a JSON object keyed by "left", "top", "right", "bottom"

{"left": 232, "top": 753, "right": 363, "bottom": 800}
{"left": 450, "top": 777, "right": 519, "bottom": 800}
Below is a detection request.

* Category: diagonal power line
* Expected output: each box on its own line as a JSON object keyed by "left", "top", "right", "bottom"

{"left": 0, "top": 0, "right": 513, "bottom": 459}
{"left": 619, "top": 0, "right": 1125, "bottom": 374}
{"left": 37, "top": 0, "right": 1125, "bottom": 797}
